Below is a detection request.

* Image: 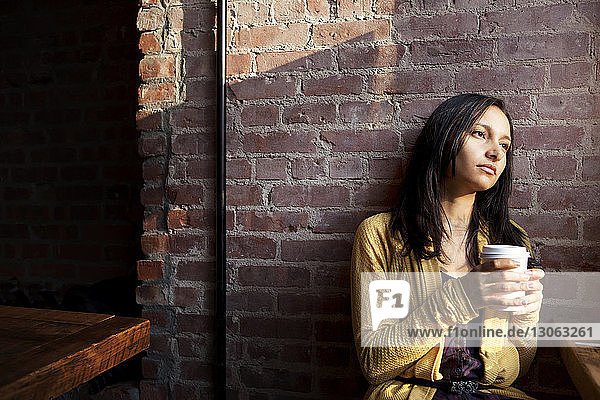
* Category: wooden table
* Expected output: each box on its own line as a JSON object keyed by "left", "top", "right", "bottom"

{"left": 561, "top": 342, "right": 600, "bottom": 400}
{"left": 0, "top": 305, "right": 149, "bottom": 400}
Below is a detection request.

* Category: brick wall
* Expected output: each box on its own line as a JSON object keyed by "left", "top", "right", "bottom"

{"left": 0, "top": 1, "right": 140, "bottom": 301}
{"left": 137, "top": 0, "right": 599, "bottom": 399}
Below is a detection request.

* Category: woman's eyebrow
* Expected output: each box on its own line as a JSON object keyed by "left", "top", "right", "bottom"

{"left": 473, "top": 123, "right": 511, "bottom": 141}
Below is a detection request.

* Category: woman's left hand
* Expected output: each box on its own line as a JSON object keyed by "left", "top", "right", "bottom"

{"left": 511, "top": 268, "right": 544, "bottom": 316}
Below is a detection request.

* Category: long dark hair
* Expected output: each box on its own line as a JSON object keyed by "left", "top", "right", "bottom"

{"left": 391, "top": 93, "right": 527, "bottom": 266}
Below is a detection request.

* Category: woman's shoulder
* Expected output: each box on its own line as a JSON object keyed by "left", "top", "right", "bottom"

{"left": 356, "top": 212, "right": 393, "bottom": 235}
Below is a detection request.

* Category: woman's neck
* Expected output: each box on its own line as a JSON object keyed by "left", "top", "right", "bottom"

{"left": 440, "top": 192, "right": 475, "bottom": 230}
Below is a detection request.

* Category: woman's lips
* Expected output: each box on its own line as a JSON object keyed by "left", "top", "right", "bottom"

{"left": 478, "top": 165, "right": 496, "bottom": 175}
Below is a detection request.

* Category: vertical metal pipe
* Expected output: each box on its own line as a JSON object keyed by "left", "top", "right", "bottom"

{"left": 215, "top": 0, "right": 227, "bottom": 398}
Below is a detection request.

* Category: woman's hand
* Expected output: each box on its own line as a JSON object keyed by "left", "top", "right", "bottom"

{"left": 459, "top": 259, "right": 544, "bottom": 313}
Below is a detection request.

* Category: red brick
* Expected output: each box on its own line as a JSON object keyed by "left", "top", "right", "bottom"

{"left": 583, "top": 217, "right": 600, "bottom": 241}
{"left": 271, "top": 185, "right": 350, "bottom": 207}
{"left": 280, "top": 344, "right": 312, "bottom": 364}
{"left": 320, "top": 129, "right": 398, "bottom": 152}
{"left": 177, "top": 335, "right": 214, "bottom": 358}
{"left": 136, "top": 109, "right": 162, "bottom": 131}
{"left": 168, "top": 233, "right": 206, "bottom": 254}
{"left": 514, "top": 126, "right": 583, "bottom": 150}
{"left": 512, "top": 215, "right": 577, "bottom": 240}
{"left": 537, "top": 94, "right": 600, "bottom": 119}
{"left": 236, "top": 23, "right": 309, "bottom": 48}
{"left": 256, "top": 158, "right": 288, "bottom": 180}
{"left": 167, "top": 209, "right": 187, "bottom": 229}
{"left": 512, "top": 155, "right": 530, "bottom": 180}
{"left": 137, "top": 260, "right": 164, "bottom": 280}
{"left": 316, "top": 345, "right": 351, "bottom": 367}
{"left": 137, "top": 7, "right": 165, "bottom": 31}
{"left": 243, "top": 131, "right": 316, "bottom": 153}
{"left": 177, "top": 314, "right": 214, "bottom": 334}
{"left": 399, "top": 98, "right": 444, "bottom": 123}
{"left": 142, "top": 158, "right": 164, "bottom": 181}
{"left": 139, "top": 32, "right": 161, "bottom": 54}
{"left": 578, "top": 2, "right": 600, "bottom": 25}
{"left": 369, "top": 157, "right": 403, "bottom": 179}
{"left": 256, "top": 49, "right": 334, "bottom": 72}
{"left": 329, "top": 157, "right": 362, "bottom": 179}
{"left": 291, "top": 158, "right": 325, "bottom": 179}
{"left": 510, "top": 183, "right": 532, "bottom": 209}
{"left": 353, "top": 183, "right": 400, "bottom": 207}
{"left": 237, "top": 211, "right": 308, "bottom": 232}
{"left": 499, "top": 33, "right": 588, "bottom": 61}
{"left": 307, "top": 0, "right": 329, "bottom": 18}
{"left": 369, "top": 70, "right": 452, "bottom": 94}
{"left": 411, "top": 39, "right": 493, "bottom": 65}
{"left": 550, "top": 62, "right": 592, "bottom": 89}
{"left": 539, "top": 245, "right": 600, "bottom": 270}
{"left": 456, "top": 66, "right": 544, "bottom": 91}
{"left": 228, "top": 185, "right": 262, "bottom": 206}
{"left": 278, "top": 293, "right": 348, "bottom": 315}
{"left": 172, "top": 134, "right": 199, "bottom": 155}
{"left": 240, "top": 367, "right": 311, "bottom": 392}
{"left": 273, "top": 0, "right": 305, "bottom": 21}
{"left": 338, "top": 44, "right": 405, "bottom": 69}
{"left": 228, "top": 290, "right": 274, "bottom": 312}
{"left": 241, "top": 105, "right": 279, "bottom": 126}
{"left": 139, "top": 55, "right": 175, "bottom": 79}
{"left": 140, "top": 381, "right": 168, "bottom": 400}
{"left": 138, "top": 82, "right": 177, "bottom": 105}
{"left": 282, "top": 103, "right": 335, "bottom": 124}
{"left": 503, "top": 95, "right": 532, "bottom": 120}
{"left": 394, "top": 13, "right": 478, "bottom": 40}
{"left": 240, "top": 317, "right": 311, "bottom": 339}
{"left": 281, "top": 240, "right": 352, "bottom": 261}
{"left": 141, "top": 234, "right": 168, "bottom": 255}
{"left": 480, "top": 4, "right": 574, "bottom": 35}
{"left": 538, "top": 186, "right": 600, "bottom": 211}
{"left": 235, "top": 1, "right": 270, "bottom": 26}
{"left": 340, "top": 100, "right": 392, "bottom": 123}
{"left": 186, "top": 159, "right": 214, "bottom": 179}
{"left": 303, "top": 75, "right": 362, "bottom": 96}
{"left": 315, "top": 319, "right": 352, "bottom": 342}
{"left": 185, "top": 54, "right": 215, "bottom": 77}
{"left": 229, "top": 76, "right": 296, "bottom": 100}
{"left": 176, "top": 261, "right": 215, "bottom": 282}
{"left": 227, "top": 53, "right": 252, "bottom": 76}
{"left": 173, "top": 286, "right": 203, "bottom": 308}
{"left": 139, "top": 134, "right": 166, "bottom": 156}
{"left": 583, "top": 156, "right": 600, "bottom": 181}
{"left": 141, "top": 358, "right": 159, "bottom": 379}
{"left": 143, "top": 211, "right": 162, "bottom": 231}
{"left": 535, "top": 156, "right": 577, "bottom": 180}
{"left": 166, "top": 184, "right": 203, "bottom": 205}
{"left": 313, "top": 19, "right": 390, "bottom": 45}
{"left": 136, "top": 285, "right": 167, "bottom": 305}
{"left": 170, "top": 106, "right": 215, "bottom": 128}
{"left": 238, "top": 266, "right": 310, "bottom": 287}
{"left": 29, "top": 263, "right": 77, "bottom": 279}
{"left": 227, "top": 158, "right": 251, "bottom": 179}
{"left": 179, "top": 360, "right": 212, "bottom": 382}
{"left": 186, "top": 79, "right": 215, "bottom": 101}
{"left": 313, "top": 210, "right": 373, "bottom": 233}
{"left": 228, "top": 236, "right": 276, "bottom": 259}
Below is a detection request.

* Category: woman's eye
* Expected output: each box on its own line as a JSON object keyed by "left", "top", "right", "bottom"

{"left": 472, "top": 130, "right": 485, "bottom": 138}
{"left": 501, "top": 143, "right": 510, "bottom": 150}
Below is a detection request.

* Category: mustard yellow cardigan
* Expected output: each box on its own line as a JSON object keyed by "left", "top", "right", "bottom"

{"left": 351, "top": 212, "right": 539, "bottom": 400}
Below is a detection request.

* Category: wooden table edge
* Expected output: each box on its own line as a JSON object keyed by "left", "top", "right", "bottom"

{"left": 0, "top": 316, "right": 149, "bottom": 400}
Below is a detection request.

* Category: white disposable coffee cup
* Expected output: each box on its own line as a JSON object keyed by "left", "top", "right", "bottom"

{"left": 480, "top": 245, "right": 530, "bottom": 312}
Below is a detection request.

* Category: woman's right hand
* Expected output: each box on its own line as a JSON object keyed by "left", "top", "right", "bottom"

{"left": 459, "top": 259, "right": 540, "bottom": 311}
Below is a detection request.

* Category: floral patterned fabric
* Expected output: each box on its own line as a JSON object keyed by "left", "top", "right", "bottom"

{"left": 431, "top": 272, "right": 519, "bottom": 400}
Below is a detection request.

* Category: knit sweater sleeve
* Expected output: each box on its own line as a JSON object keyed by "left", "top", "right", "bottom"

{"left": 350, "top": 215, "right": 480, "bottom": 385}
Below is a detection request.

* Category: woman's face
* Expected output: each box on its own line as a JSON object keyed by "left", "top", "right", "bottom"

{"left": 444, "top": 105, "right": 512, "bottom": 196}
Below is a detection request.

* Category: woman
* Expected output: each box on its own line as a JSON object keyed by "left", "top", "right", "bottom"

{"left": 351, "top": 94, "right": 544, "bottom": 400}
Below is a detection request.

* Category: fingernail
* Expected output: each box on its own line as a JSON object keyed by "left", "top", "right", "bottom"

{"left": 528, "top": 282, "right": 535, "bottom": 289}
{"left": 521, "top": 300, "right": 527, "bottom": 305}
{"left": 525, "top": 269, "right": 533, "bottom": 274}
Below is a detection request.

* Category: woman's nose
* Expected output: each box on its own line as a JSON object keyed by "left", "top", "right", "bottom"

{"left": 486, "top": 144, "right": 503, "bottom": 160}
